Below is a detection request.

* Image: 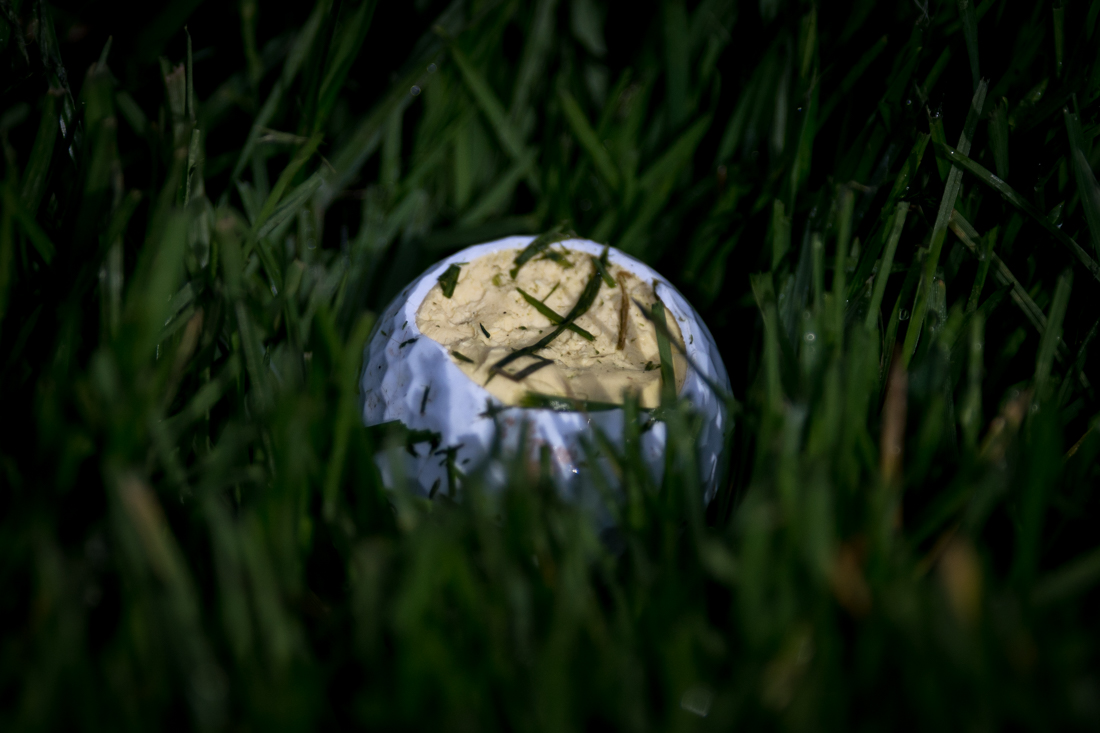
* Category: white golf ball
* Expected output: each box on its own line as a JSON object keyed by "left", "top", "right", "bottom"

{"left": 360, "top": 236, "right": 731, "bottom": 508}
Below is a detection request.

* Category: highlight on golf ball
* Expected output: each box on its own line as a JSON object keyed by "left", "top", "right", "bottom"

{"left": 360, "top": 234, "right": 731, "bottom": 504}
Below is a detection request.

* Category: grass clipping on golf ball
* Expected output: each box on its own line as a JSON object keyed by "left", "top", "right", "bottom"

{"left": 417, "top": 247, "right": 687, "bottom": 409}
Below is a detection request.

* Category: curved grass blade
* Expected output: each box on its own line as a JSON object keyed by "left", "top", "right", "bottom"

{"left": 491, "top": 258, "right": 603, "bottom": 376}
{"left": 255, "top": 172, "right": 324, "bottom": 241}
{"left": 3, "top": 185, "right": 56, "bottom": 264}
{"left": 516, "top": 287, "right": 594, "bottom": 340}
{"left": 450, "top": 44, "right": 540, "bottom": 194}
{"left": 594, "top": 247, "right": 616, "bottom": 287}
{"left": 934, "top": 142, "right": 1100, "bottom": 284}
{"left": 631, "top": 294, "right": 737, "bottom": 409}
{"left": 252, "top": 132, "right": 323, "bottom": 234}
{"left": 230, "top": 4, "right": 325, "bottom": 182}
{"left": 510, "top": 223, "right": 571, "bottom": 277}
{"left": 864, "top": 202, "right": 910, "bottom": 331}
{"left": 1034, "top": 270, "right": 1072, "bottom": 399}
{"left": 19, "top": 94, "right": 58, "bottom": 218}
{"left": 1064, "top": 108, "right": 1100, "bottom": 260}
{"left": 902, "top": 80, "right": 987, "bottom": 367}
{"left": 559, "top": 87, "right": 621, "bottom": 192}
{"left": 651, "top": 301, "right": 675, "bottom": 406}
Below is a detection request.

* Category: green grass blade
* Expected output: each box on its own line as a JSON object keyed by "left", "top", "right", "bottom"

{"left": 831, "top": 186, "right": 858, "bottom": 338}
{"left": 902, "top": 80, "right": 987, "bottom": 367}
{"left": 323, "top": 312, "right": 375, "bottom": 520}
{"left": 864, "top": 202, "right": 909, "bottom": 331}
{"left": 935, "top": 142, "right": 1100, "bottom": 284}
{"left": 4, "top": 186, "right": 56, "bottom": 264}
{"left": 949, "top": 210, "right": 1064, "bottom": 358}
{"left": 558, "top": 87, "right": 621, "bottom": 192}
{"left": 313, "top": 0, "right": 379, "bottom": 134}
{"left": 958, "top": 311, "right": 984, "bottom": 449}
{"left": 255, "top": 172, "right": 323, "bottom": 241}
{"left": 252, "top": 132, "right": 323, "bottom": 234}
{"left": 508, "top": 0, "right": 557, "bottom": 125}
{"left": 620, "top": 115, "right": 711, "bottom": 254}
{"left": 516, "top": 287, "right": 595, "bottom": 340}
{"left": 957, "top": 0, "right": 980, "bottom": 91}
{"left": 651, "top": 300, "right": 675, "bottom": 406}
{"left": 230, "top": 4, "right": 325, "bottom": 181}
{"left": 848, "top": 133, "right": 929, "bottom": 301}
{"left": 218, "top": 222, "right": 272, "bottom": 412}
{"left": 450, "top": 44, "right": 539, "bottom": 193}
{"left": 1035, "top": 270, "right": 1071, "bottom": 399}
{"left": 1058, "top": 317, "right": 1099, "bottom": 407}
{"left": 988, "top": 97, "right": 1009, "bottom": 179}
{"left": 19, "top": 94, "right": 57, "bottom": 218}
{"left": 966, "top": 225, "right": 997, "bottom": 312}
{"left": 1064, "top": 108, "right": 1100, "bottom": 260}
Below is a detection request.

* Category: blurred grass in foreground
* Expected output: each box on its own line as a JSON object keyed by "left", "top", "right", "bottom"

{"left": 3, "top": 0, "right": 1100, "bottom": 729}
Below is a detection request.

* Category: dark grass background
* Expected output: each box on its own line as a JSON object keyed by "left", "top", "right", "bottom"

{"left": 3, "top": 0, "right": 1100, "bottom": 729}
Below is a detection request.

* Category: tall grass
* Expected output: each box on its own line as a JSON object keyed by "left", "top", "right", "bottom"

{"left": 2, "top": 0, "right": 1100, "bottom": 729}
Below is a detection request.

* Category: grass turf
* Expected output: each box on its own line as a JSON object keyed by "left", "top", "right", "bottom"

{"left": 3, "top": 0, "right": 1100, "bottom": 729}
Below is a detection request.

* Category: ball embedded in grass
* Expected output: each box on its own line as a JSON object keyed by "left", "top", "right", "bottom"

{"left": 360, "top": 235, "right": 731, "bottom": 510}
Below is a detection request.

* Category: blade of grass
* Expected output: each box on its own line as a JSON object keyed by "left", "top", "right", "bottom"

{"left": 1034, "top": 270, "right": 1072, "bottom": 399}
{"left": 989, "top": 97, "right": 1009, "bottom": 179}
{"left": 450, "top": 44, "right": 540, "bottom": 194}
{"left": 218, "top": 219, "right": 272, "bottom": 413}
{"left": 1064, "top": 107, "right": 1100, "bottom": 260}
{"left": 902, "top": 80, "right": 987, "bottom": 367}
{"left": 832, "top": 188, "right": 855, "bottom": 342}
{"left": 958, "top": 311, "right": 984, "bottom": 449}
{"left": 864, "top": 202, "right": 910, "bottom": 331}
{"left": 312, "top": 0, "right": 379, "bottom": 134}
{"left": 510, "top": 223, "right": 571, "bottom": 277}
{"left": 323, "top": 311, "right": 375, "bottom": 520}
{"left": 558, "top": 87, "right": 620, "bottom": 192}
{"left": 229, "top": 4, "right": 325, "bottom": 182}
{"left": 4, "top": 186, "right": 56, "bottom": 264}
{"left": 935, "top": 142, "right": 1100, "bottom": 283}
{"left": 19, "top": 94, "right": 57, "bottom": 218}
{"left": 1058, "top": 316, "right": 1099, "bottom": 407}
{"left": 882, "top": 252, "right": 923, "bottom": 390}
{"left": 620, "top": 115, "right": 711, "bottom": 254}
{"left": 489, "top": 259, "right": 603, "bottom": 376}
{"left": 966, "top": 225, "right": 996, "bottom": 312}
{"left": 516, "top": 287, "right": 595, "bottom": 340}
{"left": 848, "top": 133, "right": 929, "bottom": 301}
{"left": 255, "top": 172, "right": 324, "bottom": 241}
{"left": 252, "top": 132, "right": 323, "bottom": 234}
{"left": 949, "top": 210, "right": 1069, "bottom": 361}
{"left": 957, "top": 0, "right": 980, "bottom": 91}
{"left": 651, "top": 300, "right": 675, "bottom": 406}
{"left": 508, "top": 0, "right": 557, "bottom": 125}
